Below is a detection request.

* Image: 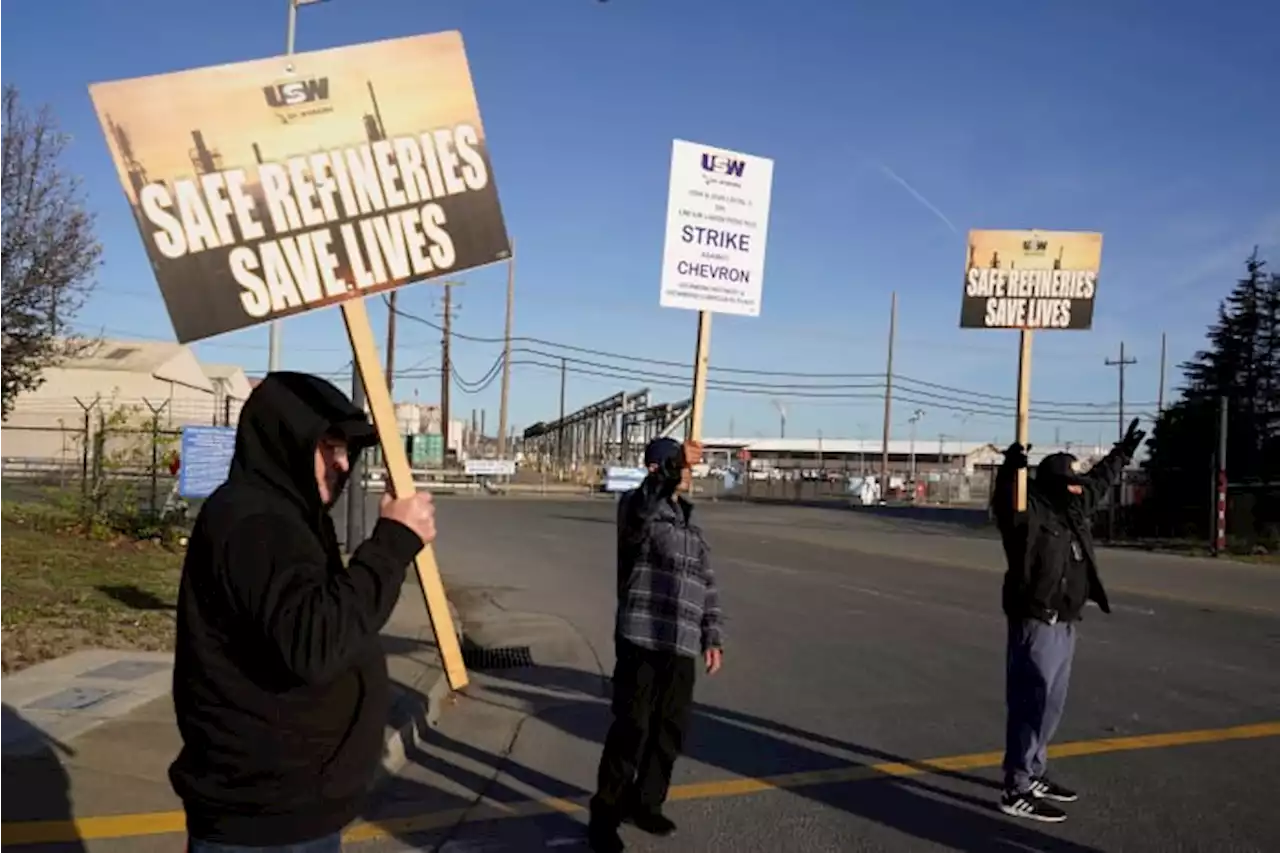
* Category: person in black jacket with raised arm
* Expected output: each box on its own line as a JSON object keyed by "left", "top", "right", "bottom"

{"left": 170, "top": 372, "right": 436, "bottom": 853}
{"left": 991, "top": 418, "right": 1145, "bottom": 824}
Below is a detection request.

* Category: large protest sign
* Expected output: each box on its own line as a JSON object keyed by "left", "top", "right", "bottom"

{"left": 960, "top": 230, "right": 1102, "bottom": 330}
{"left": 88, "top": 31, "right": 510, "bottom": 344}
{"left": 660, "top": 139, "right": 774, "bottom": 317}
{"left": 960, "top": 228, "right": 1104, "bottom": 512}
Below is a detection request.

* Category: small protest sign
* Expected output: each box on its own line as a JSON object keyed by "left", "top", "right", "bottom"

{"left": 88, "top": 31, "right": 510, "bottom": 344}
{"left": 960, "top": 230, "right": 1102, "bottom": 330}
{"left": 660, "top": 140, "right": 774, "bottom": 317}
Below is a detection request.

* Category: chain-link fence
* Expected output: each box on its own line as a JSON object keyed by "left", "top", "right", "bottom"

{"left": 692, "top": 466, "right": 995, "bottom": 507}
{"left": 1102, "top": 469, "right": 1279, "bottom": 552}
{"left": 2, "top": 398, "right": 194, "bottom": 535}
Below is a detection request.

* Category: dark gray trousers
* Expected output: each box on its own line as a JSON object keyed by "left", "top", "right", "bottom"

{"left": 1003, "top": 617, "right": 1077, "bottom": 793}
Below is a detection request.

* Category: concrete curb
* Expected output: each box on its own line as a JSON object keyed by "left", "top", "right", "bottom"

{"left": 375, "top": 599, "right": 464, "bottom": 781}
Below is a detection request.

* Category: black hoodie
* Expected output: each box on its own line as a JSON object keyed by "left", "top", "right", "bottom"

{"left": 169, "top": 372, "right": 423, "bottom": 845}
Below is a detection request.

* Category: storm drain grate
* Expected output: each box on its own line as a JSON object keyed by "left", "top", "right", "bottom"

{"left": 461, "top": 644, "right": 534, "bottom": 671}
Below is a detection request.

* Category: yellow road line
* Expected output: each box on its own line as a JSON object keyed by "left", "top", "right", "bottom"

{"left": 5, "top": 720, "right": 1279, "bottom": 846}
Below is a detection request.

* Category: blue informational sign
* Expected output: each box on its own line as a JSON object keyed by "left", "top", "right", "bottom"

{"left": 604, "top": 466, "right": 648, "bottom": 494}
{"left": 178, "top": 426, "right": 238, "bottom": 499}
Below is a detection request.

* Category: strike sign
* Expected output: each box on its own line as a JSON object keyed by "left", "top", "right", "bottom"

{"left": 659, "top": 139, "right": 774, "bottom": 317}
{"left": 960, "top": 230, "right": 1102, "bottom": 331}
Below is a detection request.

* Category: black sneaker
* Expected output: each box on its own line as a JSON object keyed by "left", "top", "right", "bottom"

{"left": 587, "top": 821, "right": 625, "bottom": 853}
{"left": 1030, "top": 777, "right": 1079, "bottom": 802}
{"left": 627, "top": 809, "right": 677, "bottom": 837}
{"left": 1000, "top": 790, "right": 1067, "bottom": 823}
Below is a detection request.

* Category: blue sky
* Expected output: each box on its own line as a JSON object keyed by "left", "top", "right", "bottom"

{"left": 6, "top": 0, "right": 1278, "bottom": 444}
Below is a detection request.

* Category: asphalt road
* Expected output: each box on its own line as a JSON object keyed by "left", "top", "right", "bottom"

{"left": 361, "top": 496, "right": 1280, "bottom": 853}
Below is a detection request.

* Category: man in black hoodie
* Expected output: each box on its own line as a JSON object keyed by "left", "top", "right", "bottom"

{"left": 991, "top": 418, "right": 1145, "bottom": 824}
{"left": 171, "top": 372, "right": 435, "bottom": 852}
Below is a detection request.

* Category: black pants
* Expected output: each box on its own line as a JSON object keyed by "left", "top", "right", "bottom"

{"left": 590, "top": 640, "right": 696, "bottom": 825}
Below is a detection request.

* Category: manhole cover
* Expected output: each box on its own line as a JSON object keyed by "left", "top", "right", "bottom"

{"left": 461, "top": 644, "right": 534, "bottom": 671}
{"left": 26, "top": 687, "right": 119, "bottom": 712}
{"left": 82, "top": 660, "right": 169, "bottom": 681}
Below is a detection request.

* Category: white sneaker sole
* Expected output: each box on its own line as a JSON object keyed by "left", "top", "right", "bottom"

{"left": 1030, "top": 781, "right": 1080, "bottom": 803}
{"left": 1000, "top": 800, "right": 1068, "bottom": 823}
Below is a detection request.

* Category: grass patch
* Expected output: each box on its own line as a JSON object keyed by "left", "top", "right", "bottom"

{"left": 1, "top": 506, "right": 184, "bottom": 673}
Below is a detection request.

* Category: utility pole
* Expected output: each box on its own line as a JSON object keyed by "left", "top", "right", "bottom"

{"left": 497, "top": 241, "right": 515, "bottom": 458}
{"left": 557, "top": 357, "right": 567, "bottom": 474}
{"left": 1104, "top": 341, "right": 1137, "bottom": 540}
{"left": 1104, "top": 341, "right": 1137, "bottom": 442}
{"left": 385, "top": 291, "right": 398, "bottom": 399}
{"left": 440, "top": 284, "right": 455, "bottom": 465}
{"left": 1157, "top": 331, "right": 1167, "bottom": 414}
{"left": 880, "top": 291, "right": 897, "bottom": 494}
{"left": 345, "top": 370, "right": 366, "bottom": 550}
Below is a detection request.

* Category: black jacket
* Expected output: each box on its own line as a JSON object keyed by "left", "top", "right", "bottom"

{"left": 992, "top": 444, "right": 1130, "bottom": 623}
{"left": 169, "top": 373, "right": 423, "bottom": 845}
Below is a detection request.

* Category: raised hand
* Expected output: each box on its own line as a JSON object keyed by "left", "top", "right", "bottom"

{"left": 1119, "top": 418, "right": 1146, "bottom": 457}
{"left": 1003, "top": 442, "right": 1031, "bottom": 470}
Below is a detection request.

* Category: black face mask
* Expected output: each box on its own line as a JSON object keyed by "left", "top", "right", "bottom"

{"left": 1036, "top": 475, "right": 1087, "bottom": 524}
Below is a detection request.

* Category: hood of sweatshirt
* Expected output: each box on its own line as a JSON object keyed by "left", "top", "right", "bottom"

{"left": 228, "top": 372, "right": 376, "bottom": 515}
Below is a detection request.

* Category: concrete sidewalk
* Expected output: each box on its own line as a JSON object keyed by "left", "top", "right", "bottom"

{"left": 0, "top": 577, "right": 455, "bottom": 849}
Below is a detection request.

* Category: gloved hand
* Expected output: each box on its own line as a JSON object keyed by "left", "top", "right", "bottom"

{"left": 658, "top": 451, "right": 685, "bottom": 485}
{"left": 1002, "top": 442, "right": 1030, "bottom": 470}
{"left": 1118, "top": 418, "right": 1146, "bottom": 458}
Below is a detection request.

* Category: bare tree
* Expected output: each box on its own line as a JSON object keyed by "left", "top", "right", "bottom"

{"left": 2, "top": 85, "right": 102, "bottom": 418}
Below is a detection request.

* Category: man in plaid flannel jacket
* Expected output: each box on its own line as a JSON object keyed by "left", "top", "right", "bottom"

{"left": 589, "top": 437, "right": 724, "bottom": 853}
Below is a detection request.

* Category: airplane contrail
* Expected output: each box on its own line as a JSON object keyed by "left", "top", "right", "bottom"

{"left": 876, "top": 163, "right": 959, "bottom": 234}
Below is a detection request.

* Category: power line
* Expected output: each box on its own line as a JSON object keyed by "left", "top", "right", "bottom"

{"left": 384, "top": 298, "right": 885, "bottom": 378}
{"left": 391, "top": 357, "right": 1149, "bottom": 425}
{"left": 384, "top": 298, "right": 1159, "bottom": 413}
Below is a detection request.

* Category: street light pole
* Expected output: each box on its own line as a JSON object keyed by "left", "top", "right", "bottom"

{"left": 908, "top": 408, "right": 925, "bottom": 486}
{"left": 268, "top": 0, "right": 303, "bottom": 373}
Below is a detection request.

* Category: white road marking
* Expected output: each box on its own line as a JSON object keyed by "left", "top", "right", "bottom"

{"left": 723, "top": 556, "right": 800, "bottom": 575}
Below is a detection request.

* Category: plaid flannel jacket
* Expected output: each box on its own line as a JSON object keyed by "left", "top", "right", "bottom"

{"left": 615, "top": 474, "right": 723, "bottom": 659}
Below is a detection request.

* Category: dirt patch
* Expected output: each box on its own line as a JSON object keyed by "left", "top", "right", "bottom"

{"left": 1, "top": 514, "right": 184, "bottom": 673}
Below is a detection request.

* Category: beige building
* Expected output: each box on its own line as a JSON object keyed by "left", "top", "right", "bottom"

{"left": 2, "top": 339, "right": 253, "bottom": 464}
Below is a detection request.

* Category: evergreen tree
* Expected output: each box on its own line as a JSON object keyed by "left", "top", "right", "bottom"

{"left": 1144, "top": 250, "right": 1279, "bottom": 544}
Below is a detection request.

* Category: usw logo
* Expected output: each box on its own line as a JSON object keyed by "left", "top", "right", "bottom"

{"left": 263, "top": 77, "right": 330, "bottom": 109}
{"left": 701, "top": 153, "right": 746, "bottom": 178}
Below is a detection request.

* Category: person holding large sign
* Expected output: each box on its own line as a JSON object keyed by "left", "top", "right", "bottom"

{"left": 87, "top": 27, "right": 495, "bottom": 739}
{"left": 991, "top": 419, "right": 1145, "bottom": 823}
{"left": 170, "top": 373, "right": 437, "bottom": 851}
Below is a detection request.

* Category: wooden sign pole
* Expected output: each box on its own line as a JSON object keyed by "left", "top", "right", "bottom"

{"left": 688, "top": 310, "right": 713, "bottom": 441}
{"left": 1015, "top": 328, "right": 1033, "bottom": 512}
{"left": 341, "top": 296, "right": 469, "bottom": 692}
